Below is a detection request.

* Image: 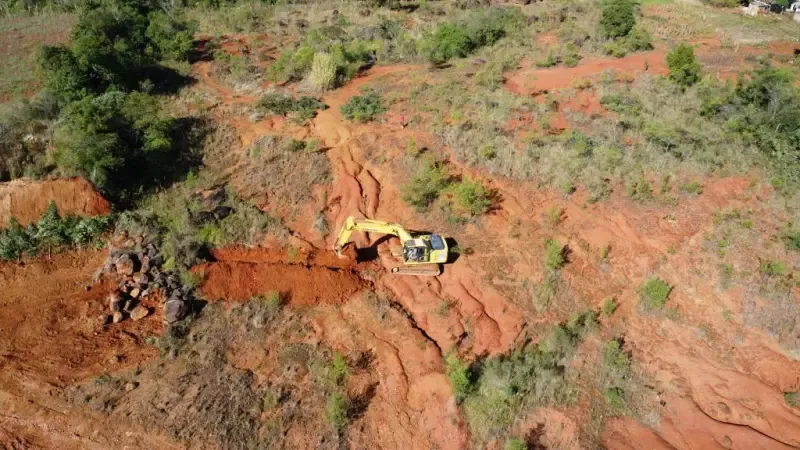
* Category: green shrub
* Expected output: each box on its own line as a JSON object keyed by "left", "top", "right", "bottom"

{"left": 0, "top": 218, "right": 37, "bottom": 261}
{"left": 680, "top": 180, "right": 703, "bottom": 194}
{"left": 602, "top": 297, "right": 618, "bottom": 317}
{"left": 783, "top": 228, "right": 800, "bottom": 252}
{"left": 0, "top": 201, "right": 111, "bottom": 261}
{"left": 604, "top": 387, "right": 627, "bottom": 409}
{"left": 544, "top": 238, "right": 565, "bottom": 271}
{"left": 785, "top": 391, "right": 799, "bottom": 408}
{"left": 640, "top": 278, "right": 671, "bottom": 311}
{"left": 326, "top": 392, "right": 350, "bottom": 433}
{"left": 626, "top": 177, "right": 653, "bottom": 202}
{"left": 340, "top": 91, "right": 386, "bottom": 122}
{"left": 667, "top": 44, "right": 702, "bottom": 87}
{"left": 450, "top": 179, "right": 492, "bottom": 215}
{"left": 599, "top": 0, "right": 637, "bottom": 39}
{"left": 310, "top": 52, "right": 337, "bottom": 91}
{"left": 535, "top": 51, "right": 558, "bottom": 68}
{"left": 419, "top": 7, "right": 525, "bottom": 65}
{"left": 445, "top": 352, "right": 474, "bottom": 403}
{"left": 505, "top": 437, "right": 527, "bottom": 450}
{"left": 257, "top": 93, "right": 326, "bottom": 121}
{"left": 37, "top": 1, "right": 194, "bottom": 101}
{"left": 401, "top": 162, "right": 452, "bottom": 211}
{"left": 603, "top": 26, "right": 653, "bottom": 57}
{"left": 603, "top": 338, "right": 631, "bottom": 371}
{"left": 759, "top": 260, "right": 787, "bottom": 277}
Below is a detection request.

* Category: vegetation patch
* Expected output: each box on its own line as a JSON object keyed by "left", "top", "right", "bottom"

{"left": 341, "top": 91, "right": 386, "bottom": 123}
{"left": 0, "top": 201, "right": 110, "bottom": 261}
{"left": 639, "top": 278, "right": 672, "bottom": 311}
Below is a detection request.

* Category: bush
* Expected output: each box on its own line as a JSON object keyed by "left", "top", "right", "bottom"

{"left": 340, "top": 91, "right": 386, "bottom": 123}
{"left": 544, "top": 238, "right": 565, "bottom": 271}
{"left": 505, "top": 438, "right": 527, "bottom": 450}
{"left": 785, "top": 391, "right": 799, "bottom": 408}
{"left": 667, "top": 44, "right": 702, "bottom": 87}
{"left": 37, "top": 0, "right": 194, "bottom": 102}
{"left": 419, "top": 7, "right": 525, "bottom": 65}
{"left": 257, "top": 94, "right": 326, "bottom": 121}
{"left": 310, "top": 52, "right": 337, "bottom": 91}
{"left": 450, "top": 179, "right": 492, "bottom": 215}
{"left": 463, "top": 312, "right": 596, "bottom": 443}
{"left": 326, "top": 392, "right": 349, "bottom": 433}
{"left": 445, "top": 352, "right": 474, "bottom": 403}
{"left": 783, "top": 228, "right": 800, "bottom": 252}
{"left": 603, "top": 26, "right": 653, "bottom": 57}
{"left": 53, "top": 91, "right": 176, "bottom": 198}
{"left": 599, "top": 0, "right": 637, "bottom": 39}
{"left": 602, "top": 297, "right": 618, "bottom": 317}
{"left": 0, "top": 201, "right": 111, "bottom": 261}
{"left": 402, "top": 162, "right": 452, "bottom": 211}
{"left": 640, "top": 278, "right": 671, "bottom": 311}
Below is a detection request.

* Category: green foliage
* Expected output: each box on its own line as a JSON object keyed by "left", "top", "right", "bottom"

{"left": 463, "top": 312, "right": 596, "bottom": 443}
{"left": 450, "top": 179, "right": 492, "bottom": 216}
{"left": 0, "top": 218, "right": 37, "bottom": 261}
{"left": 782, "top": 228, "right": 800, "bottom": 252}
{"left": 402, "top": 162, "right": 452, "bottom": 211}
{"left": 603, "top": 26, "right": 653, "bottom": 57}
{"left": 602, "top": 297, "right": 618, "bottom": 317}
{"left": 326, "top": 392, "right": 350, "bottom": 433}
{"left": 505, "top": 438, "right": 527, "bottom": 450}
{"left": 445, "top": 352, "right": 474, "bottom": 403}
{"left": 667, "top": 44, "right": 702, "bottom": 87}
{"left": 37, "top": 0, "right": 195, "bottom": 102}
{"left": 543, "top": 238, "right": 565, "bottom": 271}
{"left": 0, "top": 201, "right": 111, "bottom": 261}
{"left": 53, "top": 91, "right": 175, "bottom": 197}
{"left": 640, "top": 278, "right": 671, "bottom": 311}
{"left": 785, "top": 391, "right": 799, "bottom": 408}
{"left": 626, "top": 177, "right": 653, "bottom": 202}
{"left": 759, "top": 260, "right": 787, "bottom": 277}
{"left": 330, "top": 352, "right": 349, "bottom": 386}
{"left": 680, "top": 180, "right": 703, "bottom": 194}
{"left": 257, "top": 94, "right": 326, "bottom": 121}
{"left": 535, "top": 51, "right": 558, "bottom": 68}
{"left": 599, "top": 0, "right": 637, "bottom": 39}
{"left": 419, "top": 7, "right": 525, "bottom": 65}
{"left": 340, "top": 91, "right": 386, "bottom": 123}
{"left": 310, "top": 52, "right": 337, "bottom": 91}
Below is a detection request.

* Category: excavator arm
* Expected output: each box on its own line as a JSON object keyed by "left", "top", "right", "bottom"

{"left": 334, "top": 216, "right": 414, "bottom": 255}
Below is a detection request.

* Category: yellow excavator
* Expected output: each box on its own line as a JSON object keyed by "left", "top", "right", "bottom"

{"left": 333, "top": 216, "right": 448, "bottom": 276}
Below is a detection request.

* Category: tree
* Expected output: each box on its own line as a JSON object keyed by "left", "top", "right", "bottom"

{"left": 36, "top": 201, "right": 66, "bottom": 258}
{"left": 599, "top": 0, "right": 637, "bottom": 39}
{"left": 0, "top": 218, "right": 36, "bottom": 262}
{"left": 667, "top": 44, "right": 702, "bottom": 87}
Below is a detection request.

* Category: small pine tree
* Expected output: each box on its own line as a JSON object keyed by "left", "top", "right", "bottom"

{"left": 667, "top": 44, "right": 702, "bottom": 87}
{"left": 36, "top": 201, "right": 66, "bottom": 259}
{"left": 0, "top": 218, "right": 36, "bottom": 262}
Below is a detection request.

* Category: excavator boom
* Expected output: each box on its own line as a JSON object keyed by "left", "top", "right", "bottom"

{"left": 334, "top": 216, "right": 414, "bottom": 255}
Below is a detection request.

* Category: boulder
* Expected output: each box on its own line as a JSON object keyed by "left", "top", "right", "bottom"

{"left": 112, "top": 311, "right": 124, "bottom": 323}
{"left": 130, "top": 305, "right": 150, "bottom": 321}
{"left": 130, "top": 288, "right": 141, "bottom": 299}
{"left": 165, "top": 299, "right": 188, "bottom": 323}
{"left": 108, "top": 292, "right": 123, "bottom": 313}
{"left": 212, "top": 205, "right": 234, "bottom": 220}
{"left": 132, "top": 272, "right": 149, "bottom": 286}
{"left": 115, "top": 254, "right": 136, "bottom": 276}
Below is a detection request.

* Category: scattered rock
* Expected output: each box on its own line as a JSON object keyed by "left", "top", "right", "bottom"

{"left": 124, "top": 382, "right": 138, "bottom": 392}
{"left": 212, "top": 205, "right": 234, "bottom": 220}
{"left": 133, "top": 272, "right": 149, "bottom": 285}
{"left": 130, "top": 288, "right": 141, "bottom": 299}
{"left": 112, "top": 311, "right": 124, "bottom": 324}
{"left": 115, "top": 254, "right": 136, "bottom": 276}
{"left": 130, "top": 305, "right": 150, "bottom": 321}
{"left": 165, "top": 299, "right": 188, "bottom": 323}
{"left": 98, "top": 314, "right": 111, "bottom": 327}
{"left": 108, "top": 292, "right": 123, "bottom": 313}
{"left": 140, "top": 256, "right": 150, "bottom": 273}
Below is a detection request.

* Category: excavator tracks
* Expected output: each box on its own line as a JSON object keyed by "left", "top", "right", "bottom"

{"left": 390, "top": 265, "right": 441, "bottom": 277}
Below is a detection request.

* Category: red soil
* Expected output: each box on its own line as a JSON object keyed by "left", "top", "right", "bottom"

{"left": 505, "top": 49, "right": 668, "bottom": 96}
{"left": 0, "top": 178, "right": 111, "bottom": 227}
{"left": 197, "top": 248, "right": 367, "bottom": 306}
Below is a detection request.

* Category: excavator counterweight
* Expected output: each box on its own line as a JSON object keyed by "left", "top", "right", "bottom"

{"left": 334, "top": 216, "right": 448, "bottom": 276}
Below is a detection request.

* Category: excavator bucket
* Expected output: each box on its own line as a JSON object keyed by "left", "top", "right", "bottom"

{"left": 335, "top": 242, "right": 358, "bottom": 261}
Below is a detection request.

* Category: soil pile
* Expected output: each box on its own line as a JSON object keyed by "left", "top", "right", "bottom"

{"left": 0, "top": 178, "right": 110, "bottom": 227}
